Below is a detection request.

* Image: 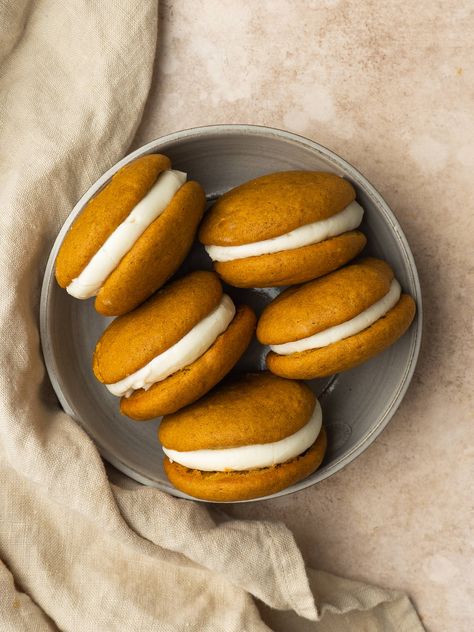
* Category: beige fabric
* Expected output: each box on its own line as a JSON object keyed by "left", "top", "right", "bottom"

{"left": 0, "top": 1, "right": 424, "bottom": 630}
{"left": 259, "top": 569, "right": 425, "bottom": 632}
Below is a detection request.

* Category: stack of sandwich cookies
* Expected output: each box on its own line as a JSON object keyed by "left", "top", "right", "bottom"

{"left": 159, "top": 373, "right": 327, "bottom": 501}
{"left": 199, "top": 171, "right": 366, "bottom": 288}
{"left": 257, "top": 258, "right": 416, "bottom": 379}
{"left": 55, "top": 154, "right": 206, "bottom": 316}
{"left": 93, "top": 271, "right": 256, "bottom": 419}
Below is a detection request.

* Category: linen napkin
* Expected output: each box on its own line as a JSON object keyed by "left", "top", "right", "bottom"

{"left": 0, "top": 1, "right": 425, "bottom": 630}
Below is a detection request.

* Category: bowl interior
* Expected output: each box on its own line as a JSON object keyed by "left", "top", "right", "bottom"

{"left": 40, "top": 125, "right": 421, "bottom": 502}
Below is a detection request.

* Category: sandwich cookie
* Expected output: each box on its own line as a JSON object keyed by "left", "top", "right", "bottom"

{"left": 257, "top": 258, "right": 416, "bottom": 379}
{"left": 55, "top": 154, "right": 206, "bottom": 316}
{"left": 159, "top": 372, "right": 327, "bottom": 502}
{"left": 199, "top": 171, "right": 366, "bottom": 288}
{"left": 93, "top": 271, "right": 256, "bottom": 419}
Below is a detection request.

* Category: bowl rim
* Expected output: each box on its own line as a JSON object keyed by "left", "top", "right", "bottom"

{"left": 40, "top": 123, "right": 423, "bottom": 502}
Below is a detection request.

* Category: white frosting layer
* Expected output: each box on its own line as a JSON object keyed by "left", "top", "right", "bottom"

{"left": 162, "top": 400, "right": 322, "bottom": 472}
{"left": 270, "top": 279, "right": 401, "bottom": 355}
{"left": 205, "top": 200, "right": 363, "bottom": 262}
{"left": 67, "top": 169, "right": 187, "bottom": 299}
{"left": 106, "top": 295, "right": 235, "bottom": 398}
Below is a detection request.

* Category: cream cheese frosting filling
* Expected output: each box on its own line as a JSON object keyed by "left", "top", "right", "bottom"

{"left": 67, "top": 169, "right": 187, "bottom": 299}
{"left": 205, "top": 200, "right": 363, "bottom": 262}
{"left": 270, "top": 279, "right": 401, "bottom": 356}
{"left": 162, "top": 400, "right": 322, "bottom": 471}
{"left": 106, "top": 295, "right": 235, "bottom": 398}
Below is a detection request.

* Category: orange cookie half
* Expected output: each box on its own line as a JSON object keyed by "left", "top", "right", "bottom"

{"left": 93, "top": 271, "right": 222, "bottom": 384}
{"left": 56, "top": 154, "right": 170, "bottom": 286}
{"left": 159, "top": 372, "right": 316, "bottom": 450}
{"left": 257, "top": 258, "right": 394, "bottom": 344}
{"left": 55, "top": 154, "right": 205, "bottom": 316}
{"left": 163, "top": 428, "right": 327, "bottom": 502}
{"left": 199, "top": 171, "right": 365, "bottom": 288}
{"left": 158, "top": 373, "right": 326, "bottom": 501}
{"left": 95, "top": 181, "right": 206, "bottom": 316}
{"left": 259, "top": 258, "right": 416, "bottom": 379}
{"left": 213, "top": 231, "right": 366, "bottom": 288}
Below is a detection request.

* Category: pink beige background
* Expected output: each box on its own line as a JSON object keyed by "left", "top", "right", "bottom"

{"left": 133, "top": 2, "right": 474, "bottom": 631}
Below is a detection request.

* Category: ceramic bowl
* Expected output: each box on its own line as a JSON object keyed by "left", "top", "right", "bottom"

{"left": 40, "top": 124, "right": 422, "bottom": 502}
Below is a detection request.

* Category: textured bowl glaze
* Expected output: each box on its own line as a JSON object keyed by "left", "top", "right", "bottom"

{"left": 40, "top": 125, "right": 422, "bottom": 503}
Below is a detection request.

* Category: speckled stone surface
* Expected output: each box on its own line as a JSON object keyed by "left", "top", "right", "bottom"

{"left": 133, "top": 2, "right": 474, "bottom": 630}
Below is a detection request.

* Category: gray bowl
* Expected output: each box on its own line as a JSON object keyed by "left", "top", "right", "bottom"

{"left": 40, "top": 124, "right": 422, "bottom": 503}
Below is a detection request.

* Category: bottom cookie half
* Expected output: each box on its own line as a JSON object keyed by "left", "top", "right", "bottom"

{"left": 163, "top": 427, "right": 327, "bottom": 502}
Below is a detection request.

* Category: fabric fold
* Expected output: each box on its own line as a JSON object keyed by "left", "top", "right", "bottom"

{"left": 0, "top": 558, "right": 58, "bottom": 632}
{"left": 112, "top": 483, "right": 318, "bottom": 619}
{"left": 258, "top": 569, "right": 425, "bottom": 632}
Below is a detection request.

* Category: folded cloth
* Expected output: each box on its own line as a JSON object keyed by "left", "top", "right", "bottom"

{"left": 0, "top": 1, "right": 425, "bottom": 630}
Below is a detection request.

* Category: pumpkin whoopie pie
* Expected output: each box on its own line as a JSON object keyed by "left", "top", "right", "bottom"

{"left": 199, "top": 171, "right": 366, "bottom": 288}
{"left": 257, "top": 258, "right": 416, "bottom": 379}
{"left": 159, "top": 372, "right": 327, "bottom": 501}
{"left": 92, "top": 271, "right": 256, "bottom": 419}
{"left": 55, "top": 154, "right": 206, "bottom": 316}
